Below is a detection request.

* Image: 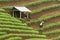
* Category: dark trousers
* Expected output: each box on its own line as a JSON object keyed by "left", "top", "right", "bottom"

{"left": 39, "top": 25, "right": 43, "bottom": 34}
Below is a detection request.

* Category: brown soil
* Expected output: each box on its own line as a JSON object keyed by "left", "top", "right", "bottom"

{"left": 46, "top": 33, "right": 60, "bottom": 39}
{"left": 0, "top": 0, "right": 36, "bottom": 8}
{"left": 28, "top": 1, "right": 60, "bottom": 10}
{"left": 30, "top": 7, "right": 60, "bottom": 20}
{"left": 44, "top": 16, "right": 60, "bottom": 25}
{"left": 29, "top": 8, "right": 60, "bottom": 29}
{"left": 43, "top": 26, "right": 60, "bottom": 32}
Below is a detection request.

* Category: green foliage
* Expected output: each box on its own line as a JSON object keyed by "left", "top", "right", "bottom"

{"left": 26, "top": 38, "right": 48, "bottom": 40}
{"left": 7, "top": 37, "right": 22, "bottom": 40}
{"left": 52, "top": 36, "right": 60, "bottom": 40}
{"left": 24, "top": 0, "right": 60, "bottom": 7}
{"left": 0, "top": 32, "right": 7, "bottom": 35}
{"left": 0, "top": 34, "right": 46, "bottom": 39}
{"left": 2, "top": 6, "right": 13, "bottom": 10}
{"left": 0, "top": 0, "right": 20, "bottom": 2}
{"left": 0, "top": 9, "right": 6, "bottom": 12}
{"left": 41, "top": 22, "right": 60, "bottom": 30}
{"left": 27, "top": 12, "right": 60, "bottom": 24}
{"left": 0, "top": 24, "right": 33, "bottom": 30}
{"left": 0, "top": 28, "right": 38, "bottom": 34}
{"left": 24, "top": 0, "right": 53, "bottom": 7}
{"left": 31, "top": 4, "right": 60, "bottom": 14}
{"left": 42, "top": 29, "right": 60, "bottom": 35}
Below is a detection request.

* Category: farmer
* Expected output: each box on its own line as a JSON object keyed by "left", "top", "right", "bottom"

{"left": 39, "top": 21, "right": 44, "bottom": 28}
{"left": 39, "top": 21, "right": 44, "bottom": 34}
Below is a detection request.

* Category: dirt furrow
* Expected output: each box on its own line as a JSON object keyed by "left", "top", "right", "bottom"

{"left": 28, "top": 8, "right": 60, "bottom": 29}
{"left": 28, "top": 1, "right": 60, "bottom": 10}
{"left": 44, "top": 17, "right": 60, "bottom": 25}
{"left": 30, "top": 7, "right": 60, "bottom": 20}
{"left": 43, "top": 26, "right": 60, "bottom": 32}
{"left": 0, "top": 0, "right": 36, "bottom": 8}
{"left": 29, "top": 16, "right": 60, "bottom": 29}
{"left": 46, "top": 33, "right": 60, "bottom": 39}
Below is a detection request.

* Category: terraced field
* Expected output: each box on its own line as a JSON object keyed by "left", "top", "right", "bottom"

{"left": 0, "top": 0, "right": 60, "bottom": 40}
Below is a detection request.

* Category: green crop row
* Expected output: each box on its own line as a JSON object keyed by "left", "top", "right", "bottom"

{"left": 0, "top": 12, "right": 11, "bottom": 16}
{"left": 0, "top": 0, "right": 20, "bottom": 2}
{"left": 0, "top": 18, "right": 22, "bottom": 23}
{"left": 0, "top": 28, "right": 38, "bottom": 34}
{"left": 0, "top": 15, "right": 17, "bottom": 19}
{"left": 0, "top": 20, "right": 27, "bottom": 26}
{"left": 31, "top": 4, "right": 60, "bottom": 14}
{"left": 42, "top": 29, "right": 60, "bottom": 35}
{"left": 41, "top": 22, "right": 60, "bottom": 30}
{"left": 0, "top": 12, "right": 22, "bottom": 23}
{"left": 0, "top": 24, "right": 33, "bottom": 30}
{"left": 27, "top": 12, "right": 60, "bottom": 24}
{"left": 51, "top": 36, "right": 60, "bottom": 40}
{"left": 0, "top": 13, "right": 11, "bottom": 16}
{"left": 2, "top": 6, "right": 13, "bottom": 10}
{"left": 2, "top": 0, "right": 59, "bottom": 10}
{"left": 24, "top": 0, "right": 53, "bottom": 7}
{"left": 1, "top": 0, "right": 57, "bottom": 10}
{"left": 0, "top": 9, "right": 6, "bottom": 12}
{"left": 0, "top": 21, "right": 27, "bottom": 26}
{"left": 7, "top": 37, "right": 22, "bottom": 40}
{"left": 0, "top": 32, "right": 7, "bottom": 35}
{"left": 0, "top": 34, "right": 46, "bottom": 39}
{"left": 26, "top": 38, "right": 49, "bottom": 40}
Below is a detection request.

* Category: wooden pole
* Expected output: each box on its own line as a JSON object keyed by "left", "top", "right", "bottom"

{"left": 13, "top": 10, "right": 14, "bottom": 17}
{"left": 27, "top": 13, "right": 28, "bottom": 19}
{"left": 20, "top": 11, "right": 21, "bottom": 19}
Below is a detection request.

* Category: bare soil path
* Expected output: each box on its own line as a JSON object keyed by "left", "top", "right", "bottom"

{"left": 28, "top": 1, "right": 60, "bottom": 10}
{"left": 46, "top": 33, "right": 60, "bottom": 39}
{"left": 29, "top": 16, "right": 60, "bottom": 29}
{"left": 43, "top": 26, "right": 60, "bottom": 32}
{"left": 44, "top": 17, "right": 60, "bottom": 25}
{"left": 30, "top": 7, "right": 60, "bottom": 20}
{"left": 28, "top": 8, "right": 60, "bottom": 29}
{"left": 0, "top": 0, "right": 37, "bottom": 8}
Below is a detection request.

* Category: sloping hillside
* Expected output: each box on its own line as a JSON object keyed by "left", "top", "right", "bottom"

{"left": 0, "top": 9, "right": 46, "bottom": 40}
{"left": 0, "top": 0, "right": 60, "bottom": 40}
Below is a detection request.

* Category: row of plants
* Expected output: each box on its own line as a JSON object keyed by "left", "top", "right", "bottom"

{"left": 26, "top": 38, "right": 48, "bottom": 40}
{"left": 0, "top": 12, "right": 12, "bottom": 17}
{"left": 42, "top": 29, "right": 60, "bottom": 35}
{"left": 0, "top": 34, "right": 46, "bottom": 39}
{"left": 51, "top": 36, "right": 60, "bottom": 40}
{"left": 30, "top": 4, "right": 60, "bottom": 14}
{"left": 1, "top": 0, "right": 58, "bottom": 11}
{"left": 0, "top": 18, "right": 21, "bottom": 23}
{"left": 0, "top": 13, "right": 11, "bottom": 16}
{"left": 0, "top": 12, "right": 24, "bottom": 23}
{"left": 2, "top": 0, "right": 60, "bottom": 11}
{"left": 0, "top": 12, "right": 28, "bottom": 26}
{"left": 1, "top": 0, "right": 53, "bottom": 9}
{"left": 0, "top": 21, "right": 27, "bottom": 26}
{"left": 0, "top": 20, "right": 27, "bottom": 26}
{"left": 0, "top": 0, "right": 20, "bottom": 2}
{"left": 0, "top": 9, "right": 6, "bottom": 12}
{"left": 23, "top": 0, "right": 54, "bottom": 7}
{"left": 0, "top": 18, "right": 25, "bottom": 25}
{"left": 0, "top": 28, "right": 38, "bottom": 34}
{"left": 0, "top": 15, "right": 18, "bottom": 19}
{"left": 41, "top": 22, "right": 60, "bottom": 30}
{"left": 0, "top": 32, "right": 7, "bottom": 35}
{"left": 0, "top": 24, "right": 33, "bottom": 30}
{"left": 7, "top": 37, "right": 22, "bottom": 40}
{"left": 0, "top": 18, "right": 27, "bottom": 26}
{"left": 0, "top": 12, "right": 19, "bottom": 20}
{"left": 27, "top": 12, "right": 60, "bottom": 24}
